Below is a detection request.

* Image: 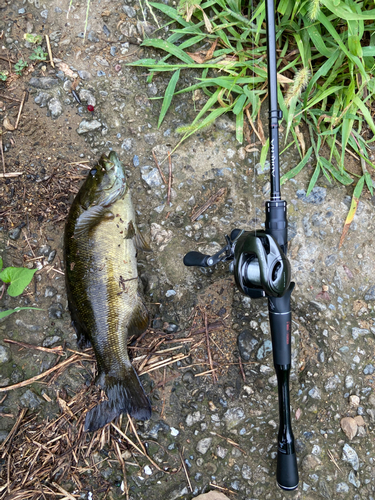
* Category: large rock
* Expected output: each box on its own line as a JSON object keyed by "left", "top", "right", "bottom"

{"left": 29, "top": 77, "right": 59, "bottom": 89}
{"left": 194, "top": 492, "right": 230, "bottom": 500}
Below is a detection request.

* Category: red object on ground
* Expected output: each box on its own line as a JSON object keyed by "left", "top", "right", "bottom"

{"left": 87, "top": 105, "right": 95, "bottom": 112}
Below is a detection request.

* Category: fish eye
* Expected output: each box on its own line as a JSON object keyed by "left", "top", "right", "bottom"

{"left": 90, "top": 168, "right": 97, "bottom": 176}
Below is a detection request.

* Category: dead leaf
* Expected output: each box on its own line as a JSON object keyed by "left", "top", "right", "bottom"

{"left": 277, "top": 73, "right": 294, "bottom": 84}
{"left": 186, "top": 51, "right": 208, "bottom": 64}
{"left": 187, "top": 39, "right": 218, "bottom": 64}
{"left": 185, "top": 5, "right": 213, "bottom": 33}
{"left": 295, "top": 125, "right": 306, "bottom": 157}
{"left": 3, "top": 116, "right": 15, "bottom": 131}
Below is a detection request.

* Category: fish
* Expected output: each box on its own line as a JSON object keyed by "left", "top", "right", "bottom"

{"left": 64, "top": 151, "right": 152, "bottom": 432}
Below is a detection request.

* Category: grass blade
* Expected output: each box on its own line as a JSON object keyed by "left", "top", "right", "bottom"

{"left": 158, "top": 69, "right": 180, "bottom": 128}
{"left": 281, "top": 146, "right": 313, "bottom": 185}
{"left": 236, "top": 108, "right": 244, "bottom": 143}
{"left": 306, "top": 162, "right": 321, "bottom": 196}
{"left": 259, "top": 139, "right": 269, "bottom": 173}
{"left": 142, "top": 39, "right": 195, "bottom": 64}
{"left": 339, "top": 175, "right": 365, "bottom": 248}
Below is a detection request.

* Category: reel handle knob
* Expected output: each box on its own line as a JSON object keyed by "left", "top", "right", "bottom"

{"left": 183, "top": 251, "right": 211, "bottom": 267}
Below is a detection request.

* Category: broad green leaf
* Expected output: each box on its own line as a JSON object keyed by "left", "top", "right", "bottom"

{"left": 281, "top": 146, "right": 313, "bottom": 185}
{"left": 0, "top": 307, "right": 42, "bottom": 320}
{"left": 141, "top": 39, "right": 195, "bottom": 64}
{"left": 0, "top": 267, "right": 37, "bottom": 297}
{"left": 158, "top": 69, "right": 180, "bottom": 128}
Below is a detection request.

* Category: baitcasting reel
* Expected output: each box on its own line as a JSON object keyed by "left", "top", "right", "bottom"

{"left": 184, "top": 229, "right": 291, "bottom": 299}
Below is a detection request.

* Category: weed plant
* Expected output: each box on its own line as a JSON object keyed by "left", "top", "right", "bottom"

{"left": 130, "top": 0, "right": 375, "bottom": 207}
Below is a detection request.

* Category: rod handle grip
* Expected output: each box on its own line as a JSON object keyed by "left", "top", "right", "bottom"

{"left": 277, "top": 450, "right": 299, "bottom": 491}
{"left": 183, "top": 251, "right": 210, "bottom": 267}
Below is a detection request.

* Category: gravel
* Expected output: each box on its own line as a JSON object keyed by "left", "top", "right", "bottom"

{"left": 1, "top": 2, "right": 375, "bottom": 498}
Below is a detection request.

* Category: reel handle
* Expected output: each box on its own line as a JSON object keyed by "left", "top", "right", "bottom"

{"left": 183, "top": 251, "right": 211, "bottom": 267}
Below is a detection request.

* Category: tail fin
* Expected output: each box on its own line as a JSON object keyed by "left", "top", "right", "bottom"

{"left": 84, "top": 366, "right": 151, "bottom": 432}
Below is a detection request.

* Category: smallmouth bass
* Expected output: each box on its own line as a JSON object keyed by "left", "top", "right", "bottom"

{"left": 64, "top": 151, "right": 151, "bottom": 432}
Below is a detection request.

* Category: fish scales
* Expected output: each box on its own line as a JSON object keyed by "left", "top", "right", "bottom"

{"left": 64, "top": 151, "right": 151, "bottom": 431}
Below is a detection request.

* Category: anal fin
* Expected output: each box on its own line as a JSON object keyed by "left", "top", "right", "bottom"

{"left": 128, "top": 297, "right": 149, "bottom": 337}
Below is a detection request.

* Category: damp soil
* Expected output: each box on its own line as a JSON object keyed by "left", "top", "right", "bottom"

{"left": 1, "top": 1, "right": 375, "bottom": 500}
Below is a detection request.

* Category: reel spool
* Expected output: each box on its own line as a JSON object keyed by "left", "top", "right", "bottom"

{"left": 230, "top": 230, "right": 291, "bottom": 298}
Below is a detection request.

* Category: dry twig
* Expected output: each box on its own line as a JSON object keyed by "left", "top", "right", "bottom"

{"left": 14, "top": 91, "right": 27, "bottom": 129}
{"left": 45, "top": 35, "right": 55, "bottom": 68}
{"left": 0, "top": 132, "right": 5, "bottom": 175}
{"left": 178, "top": 446, "right": 193, "bottom": 492}
{"left": 205, "top": 310, "right": 217, "bottom": 383}
{"left": 152, "top": 150, "right": 166, "bottom": 184}
{"left": 0, "top": 172, "right": 23, "bottom": 178}
{"left": 4, "top": 338, "right": 64, "bottom": 356}
{"left": 191, "top": 188, "right": 226, "bottom": 221}
{"left": 167, "top": 151, "right": 172, "bottom": 206}
{"left": 0, "top": 353, "right": 92, "bottom": 393}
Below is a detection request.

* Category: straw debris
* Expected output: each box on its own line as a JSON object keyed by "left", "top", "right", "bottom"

{"left": 0, "top": 305, "right": 240, "bottom": 499}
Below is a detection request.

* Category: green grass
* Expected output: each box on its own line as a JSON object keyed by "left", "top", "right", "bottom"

{"left": 129, "top": 0, "right": 375, "bottom": 201}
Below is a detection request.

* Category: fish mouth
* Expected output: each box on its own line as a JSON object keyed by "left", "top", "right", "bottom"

{"left": 98, "top": 152, "right": 127, "bottom": 206}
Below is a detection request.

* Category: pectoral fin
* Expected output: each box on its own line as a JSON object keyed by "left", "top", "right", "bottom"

{"left": 74, "top": 206, "right": 114, "bottom": 237}
{"left": 125, "top": 221, "right": 151, "bottom": 252}
{"left": 134, "top": 231, "right": 152, "bottom": 252}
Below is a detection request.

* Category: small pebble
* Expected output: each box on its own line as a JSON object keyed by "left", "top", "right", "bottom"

{"left": 340, "top": 417, "right": 357, "bottom": 440}
{"left": 349, "top": 395, "right": 360, "bottom": 407}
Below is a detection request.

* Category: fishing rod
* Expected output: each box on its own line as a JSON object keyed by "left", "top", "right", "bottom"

{"left": 183, "top": 0, "right": 299, "bottom": 490}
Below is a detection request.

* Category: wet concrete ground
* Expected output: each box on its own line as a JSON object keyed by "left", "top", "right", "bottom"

{"left": 1, "top": 0, "right": 375, "bottom": 499}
